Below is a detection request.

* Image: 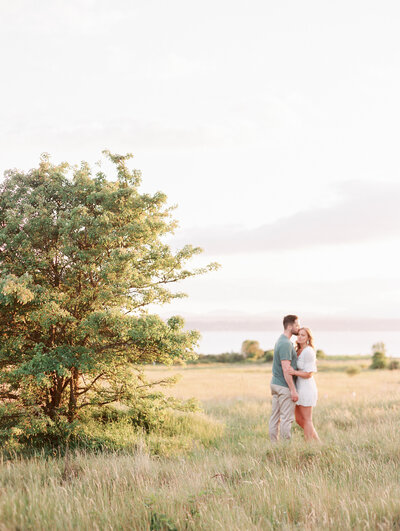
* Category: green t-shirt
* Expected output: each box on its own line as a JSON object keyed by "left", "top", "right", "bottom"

{"left": 271, "top": 334, "right": 297, "bottom": 388}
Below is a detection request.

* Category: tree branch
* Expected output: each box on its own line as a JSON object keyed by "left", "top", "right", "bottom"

{"left": 61, "top": 378, "right": 72, "bottom": 392}
{"left": 0, "top": 392, "right": 19, "bottom": 400}
{"left": 77, "top": 372, "right": 105, "bottom": 395}
{"left": 135, "top": 378, "right": 176, "bottom": 389}
{"left": 78, "top": 397, "right": 119, "bottom": 409}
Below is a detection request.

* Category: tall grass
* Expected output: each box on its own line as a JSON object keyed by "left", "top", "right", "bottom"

{"left": 1, "top": 364, "right": 400, "bottom": 529}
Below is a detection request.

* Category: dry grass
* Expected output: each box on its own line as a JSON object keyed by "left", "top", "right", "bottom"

{"left": 145, "top": 361, "right": 400, "bottom": 404}
{"left": 1, "top": 362, "right": 400, "bottom": 530}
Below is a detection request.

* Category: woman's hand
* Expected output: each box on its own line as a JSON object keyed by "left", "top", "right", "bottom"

{"left": 287, "top": 366, "right": 296, "bottom": 376}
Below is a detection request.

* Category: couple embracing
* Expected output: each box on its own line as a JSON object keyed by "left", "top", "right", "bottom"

{"left": 269, "top": 315, "right": 320, "bottom": 442}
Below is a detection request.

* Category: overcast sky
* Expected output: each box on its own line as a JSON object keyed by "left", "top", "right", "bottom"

{"left": 1, "top": 0, "right": 400, "bottom": 328}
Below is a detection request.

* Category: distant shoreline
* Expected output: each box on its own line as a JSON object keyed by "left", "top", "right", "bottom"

{"left": 195, "top": 329, "right": 400, "bottom": 357}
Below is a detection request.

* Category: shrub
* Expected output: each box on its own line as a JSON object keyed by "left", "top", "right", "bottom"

{"left": 263, "top": 350, "right": 274, "bottom": 362}
{"left": 370, "top": 352, "right": 387, "bottom": 369}
{"left": 388, "top": 359, "right": 400, "bottom": 370}
{"left": 346, "top": 365, "right": 361, "bottom": 376}
{"left": 370, "top": 343, "right": 387, "bottom": 369}
{"left": 316, "top": 349, "right": 327, "bottom": 359}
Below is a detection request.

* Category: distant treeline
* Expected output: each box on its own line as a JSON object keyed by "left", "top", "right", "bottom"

{"left": 188, "top": 351, "right": 274, "bottom": 364}
{"left": 186, "top": 349, "right": 368, "bottom": 364}
{"left": 188, "top": 340, "right": 336, "bottom": 364}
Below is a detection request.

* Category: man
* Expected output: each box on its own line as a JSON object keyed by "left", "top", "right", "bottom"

{"left": 269, "top": 314, "right": 300, "bottom": 442}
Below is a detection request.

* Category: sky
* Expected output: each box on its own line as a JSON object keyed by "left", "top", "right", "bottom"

{"left": 1, "top": 0, "right": 400, "bottom": 332}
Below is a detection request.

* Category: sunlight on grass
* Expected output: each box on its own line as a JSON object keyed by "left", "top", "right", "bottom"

{"left": 1, "top": 362, "right": 400, "bottom": 529}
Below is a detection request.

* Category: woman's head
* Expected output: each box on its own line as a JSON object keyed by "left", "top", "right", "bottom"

{"left": 296, "top": 327, "right": 315, "bottom": 351}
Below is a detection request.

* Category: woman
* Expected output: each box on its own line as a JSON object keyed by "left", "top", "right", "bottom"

{"left": 288, "top": 327, "right": 320, "bottom": 441}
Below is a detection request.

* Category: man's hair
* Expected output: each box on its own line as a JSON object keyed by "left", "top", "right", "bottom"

{"left": 283, "top": 315, "right": 298, "bottom": 329}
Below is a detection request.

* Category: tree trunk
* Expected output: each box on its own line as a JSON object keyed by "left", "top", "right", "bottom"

{"left": 68, "top": 368, "right": 79, "bottom": 422}
{"left": 46, "top": 375, "right": 65, "bottom": 419}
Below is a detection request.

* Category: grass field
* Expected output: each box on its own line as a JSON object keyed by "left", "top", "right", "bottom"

{"left": 1, "top": 360, "right": 400, "bottom": 530}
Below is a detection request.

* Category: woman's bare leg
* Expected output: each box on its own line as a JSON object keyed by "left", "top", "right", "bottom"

{"left": 298, "top": 406, "right": 320, "bottom": 441}
{"left": 295, "top": 405, "right": 305, "bottom": 429}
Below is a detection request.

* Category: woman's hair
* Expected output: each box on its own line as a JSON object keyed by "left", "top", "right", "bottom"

{"left": 296, "top": 327, "right": 315, "bottom": 352}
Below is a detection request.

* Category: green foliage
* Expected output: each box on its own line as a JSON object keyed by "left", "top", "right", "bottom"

{"left": 188, "top": 349, "right": 274, "bottom": 364}
{"left": 0, "top": 398, "right": 224, "bottom": 457}
{"left": 370, "top": 353, "right": 387, "bottom": 369}
{"left": 241, "top": 340, "right": 264, "bottom": 359}
{"left": 372, "top": 342, "right": 386, "bottom": 355}
{"left": 263, "top": 350, "right": 274, "bottom": 362}
{"left": 0, "top": 152, "right": 218, "bottom": 445}
{"left": 189, "top": 352, "right": 245, "bottom": 364}
{"left": 316, "top": 349, "right": 327, "bottom": 359}
{"left": 370, "top": 342, "right": 387, "bottom": 369}
{"left": 150, "top": 512, "right": 178, "bottom": 531}
{"left": 388, "top": 359, "right": 399, "bottom": 370}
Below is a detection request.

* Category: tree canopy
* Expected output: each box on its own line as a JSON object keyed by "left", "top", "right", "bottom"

{"left": 241, "top": 340, "right": 264, "bottom": 359}
{"left": 0, "top": 151, "right": 218, "bottom": 443}
{"left": 370, "top": 342, "right": 387, "bottom": 369}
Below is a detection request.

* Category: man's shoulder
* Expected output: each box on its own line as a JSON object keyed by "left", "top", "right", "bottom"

{"left": 275, "top": 334, "right": 291, "bottom": 348}
{"left": 274, "top": 335, "right": 294, "bottom": 359}
{"left": 276, "top": 333, "right": 289, "bottom": 344}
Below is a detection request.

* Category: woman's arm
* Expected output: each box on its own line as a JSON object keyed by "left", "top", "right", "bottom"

{"left": 288, "top": 348, "right": 317, "bottom": 379}
{"left": 287, "top": 367, "right": 313, "bottom": 379}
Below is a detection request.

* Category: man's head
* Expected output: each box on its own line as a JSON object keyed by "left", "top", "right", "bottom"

{"left": 283, "top": 314, "right": 300, "bottom": 336}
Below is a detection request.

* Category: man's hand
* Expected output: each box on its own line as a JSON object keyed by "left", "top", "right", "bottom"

{"left": 287, "top": 366, "right": 296, "bottom": 376}
{"left": 291, "top": 390, "right": 299, "bottom": 402}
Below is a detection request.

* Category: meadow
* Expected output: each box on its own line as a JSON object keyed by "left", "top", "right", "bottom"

{"left": 1, "top": 358, "right": 400, "bottom": 530}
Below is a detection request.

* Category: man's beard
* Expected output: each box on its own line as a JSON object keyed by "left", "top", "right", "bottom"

{"left": 292, "top": 330, "right": 299, "bottom": 336}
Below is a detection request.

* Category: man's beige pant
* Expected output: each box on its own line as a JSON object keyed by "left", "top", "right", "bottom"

{"left": 269, "top": 383, "right": 296, "bottom": 442}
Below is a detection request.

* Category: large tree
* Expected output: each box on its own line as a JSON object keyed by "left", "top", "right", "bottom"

{"left": 0, "top": 152, "right": 217, "bottom": 435}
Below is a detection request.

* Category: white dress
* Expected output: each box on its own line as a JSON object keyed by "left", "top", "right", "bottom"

{"left": 296, "top": 346, "right": 318, "bottom": 407}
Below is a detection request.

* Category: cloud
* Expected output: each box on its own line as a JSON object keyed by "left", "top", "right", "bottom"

{"left": 172, "top": 181, "right": 400, "bottom": 254}
{"left": 0, "top": 1, "right": 130, "bottom": 38}
{"left": 0, "top": 115, "right": 267, "bottom": 153}
{"left": 181, "top": 314, "right": 400, "bottom": 332}
{"left": 0, "top": 121, "right": 221, "bottom": 151}
{"left": 159, "top": 274, "right": 400, "bottom": 319}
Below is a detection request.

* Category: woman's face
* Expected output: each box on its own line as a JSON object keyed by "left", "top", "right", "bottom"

{"left": 298, "top": 328, "right": 309, "bottom": 345}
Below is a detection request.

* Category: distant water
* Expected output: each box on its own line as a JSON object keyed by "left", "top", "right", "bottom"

{"left": 197, "top": 330, "right": 400, "bottom": 357}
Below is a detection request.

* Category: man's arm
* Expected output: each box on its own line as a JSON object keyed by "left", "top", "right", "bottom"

{"left": 281, "top": 360, "right": 299, "bottom": 402}
{"left": 288, "top": 368, "right": 313, "bottom": 379}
